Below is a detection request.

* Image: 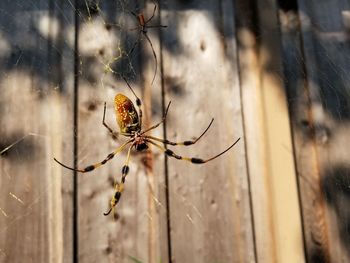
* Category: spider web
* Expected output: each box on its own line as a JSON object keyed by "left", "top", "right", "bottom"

{"left": 5, "top": 0, "right": 350, "bottom": 262}
{"left": 0, "top": 0, "right": 204, "bottom": 261}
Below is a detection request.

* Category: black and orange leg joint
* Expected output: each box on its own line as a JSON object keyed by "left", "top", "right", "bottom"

{"left": 53, "top": 139, "right": 133, "bottom": 173}
{"left": 103, "top": 164, "right": 130, "bottom": 216}
{"left": 121, "top": 165, "right": 129, "bottom": 182}
{"left": 80, "top": 152, "right": 115, "bottom": 173}
{"left": 160, "top": 139, "right": 195, "bottom": 146}
{"left": 144, "top": 118, "right": 214, "bottom": 146}
{"left": 147, "top": 138, "right": 240, "bottom": 165}
{"left": 164, "top": 149, "right": 205, "bottom": 164}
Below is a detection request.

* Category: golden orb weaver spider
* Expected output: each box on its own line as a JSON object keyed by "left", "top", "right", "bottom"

{"left": 128, "top": 1, "right": 167, "bottom": 85}
{"left": 54, "top": 77, "right": 240, "bottom": 216}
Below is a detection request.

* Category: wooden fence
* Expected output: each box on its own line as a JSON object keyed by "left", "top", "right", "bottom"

{"left": 0, "top": 0, "right": 349, "bottom": 262}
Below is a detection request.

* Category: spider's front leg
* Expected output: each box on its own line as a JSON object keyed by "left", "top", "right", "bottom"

{"left": 141, "top": 101, "right": 171, "bottom": 135}
{"left": 102, "top": 102, "right": 120, "bottom": 140}
{"left": 123, "top": 77, "right": 143, "bottom": 128}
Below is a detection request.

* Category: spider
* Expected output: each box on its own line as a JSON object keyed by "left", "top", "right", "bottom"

{"left": 54, "top": 78, "right": 241, "bottom": 216}
{"left": 128, "top": 1, "right": 167, "bottom": 85}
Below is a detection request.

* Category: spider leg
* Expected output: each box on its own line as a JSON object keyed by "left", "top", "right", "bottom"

{"left": 122, "top": 77, "right": 143, "bottom": 128}
{"left": 146, "top": 137, "right": 241, "bottom": 164}
{"left": 129, "top": 33, "right": 142, "bottom": 56}
{"left": 128, "top": 26, "right": 140, "bottom": 31}
{"left": 145, "top": 118, "right": 214, "bottom": 146}
{"left": 102, "top": 102, "right": 120, "bottom": 139}
{"left": 143, "top": 32, "right": 158, "bottom": 85}
{"left": 144, "top": 2, "right": 157, "bottom": 24}
{"left": 53, "top": 139, "right": 133, "bottom": 173}
{"left": 104, "top": 143, "right": 134, "bottom": 216}
{"left": 145, "top": 25, "right": 168, "bottom": 29}
{"left": 141, "top": 101, "right": 171, "bottom": 135}
{"left": 129, "top": 9, "right": 139, "bottom": 19}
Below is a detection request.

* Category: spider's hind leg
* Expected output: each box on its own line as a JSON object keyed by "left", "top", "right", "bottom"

{"left": 104, "top": 143, "right": 134, "bottom": 216}
{"left": 54, "top": 140, "right": 132, "bottom": 173}
{"left": 103, "top": 181, "right": 125, "bottom": 216}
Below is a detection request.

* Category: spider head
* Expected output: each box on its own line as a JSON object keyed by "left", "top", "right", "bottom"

{"left": 114, "top": 94, "right": 140, "bottom": 134}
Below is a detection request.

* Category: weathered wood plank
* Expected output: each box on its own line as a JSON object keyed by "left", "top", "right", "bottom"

{"left": 0, "top": 0, "right": 74, "bottom": 262}
{"left": 51, "top": 1, "right": 76, "bottom": 262}
{"left": 76, "top": 0, "right": 168, "bottom": 262}
{"left": 234, "top": 0, "right": 274, "bottom": 261}
{"left": 76, "top": 2, "right": 142, "bottom": 261}
{"left": 279, "top": 4, "right": 331, "bottom": 263}
{"left": 239, "top": 0, "right": 305, "bottom": 262}
{"left": 257, "top": 1, "right": 305, "bottom": 261}
{"left": 3, "top": 1, "right": 349, "bottom": 262}
{"left": 49, "top": 1, "right": 76, "bottom": 262}
{"left": 293, "top": 0, "right": 350, "bottom": 261}
{"left": 140, "top": 1, "right": 170, "bottom": 262}
{"left": 160, "top": 1, "right": 255, "bottom": 262}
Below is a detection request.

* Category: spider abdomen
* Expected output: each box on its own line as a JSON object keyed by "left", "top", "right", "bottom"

{"left": 138, "top": 14, "right": 145, "bottom": 27}
{"left": 115, "top": 94, "right": 140, "bottom": 133}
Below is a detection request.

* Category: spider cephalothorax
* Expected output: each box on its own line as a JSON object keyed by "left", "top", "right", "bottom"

{"left": 54, "top": 78, "right": 240, "bottom": 216}
{"left": 133, "top": 136, "right": 149, "bottom": 151}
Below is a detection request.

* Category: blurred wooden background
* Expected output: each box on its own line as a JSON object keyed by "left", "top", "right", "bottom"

{"left": 0, "top": 0, "right": 350, "bottom": 262}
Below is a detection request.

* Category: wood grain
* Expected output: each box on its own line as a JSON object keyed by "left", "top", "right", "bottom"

{"left": 76, "top": 3, "right": 146, "bottom": 262}
{"left": 238, "top": 0, "right": 305, "bottom": 262}
{"left": 76, "top": 0, "right": 168, "bottom": 262}
{"left": 0, "top": 0, "right": 74, "bottom": 262}
{"left": 294, "top": 0, "right": 350, "bottom": 261}
{"left": 160, "top": 1, "right": 255, "bottom": 262}
{"left": 279, "top": 5, "right": 331, "bottom": 263}
{"left": 234, "top": 0, "right": 274, "bottom": 261}
{"left": 257, "top": 0, "right": 305, "bottom": 261}
{"left": 1, "top": 0, "right": 349, "bottom": 262}
{"left": 140, "top": 1, "right": 169, "bottom": 263}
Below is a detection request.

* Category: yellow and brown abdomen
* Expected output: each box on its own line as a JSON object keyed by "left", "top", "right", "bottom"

{"left": 114, "top": 94, "right": 140, "bottom": 134}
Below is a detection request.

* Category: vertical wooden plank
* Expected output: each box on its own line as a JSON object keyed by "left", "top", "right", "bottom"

{"left": 234, "top": 0, "right": 274, "bottom": 262}
{"left": 51, "top": 1, "right": 76, "bottom": 262}
{"left": 76, "top": 1, "right": 138, "bottom": 261}
{"left": 292, "top": 0, "right": 350, "bottom": 261}
{"left": 256, "top": 0, "right": 305, "bottom": 262}
{"left": 75, "top": 0, "right": 168, "bottom": 262}
{"left": 236, "top": 0, "right": 305, "bottom": 262}
{"left": 161, "top": 1, "right": 255, "bottom": 262}
{"left": 0, "top": 0, "right": 74, "bottom": 262}
{"left": 140, "top": 1, "right": 170, "bottom": 263}
{"left": 279, "top": 3, "right": 330, "bottom": 263}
